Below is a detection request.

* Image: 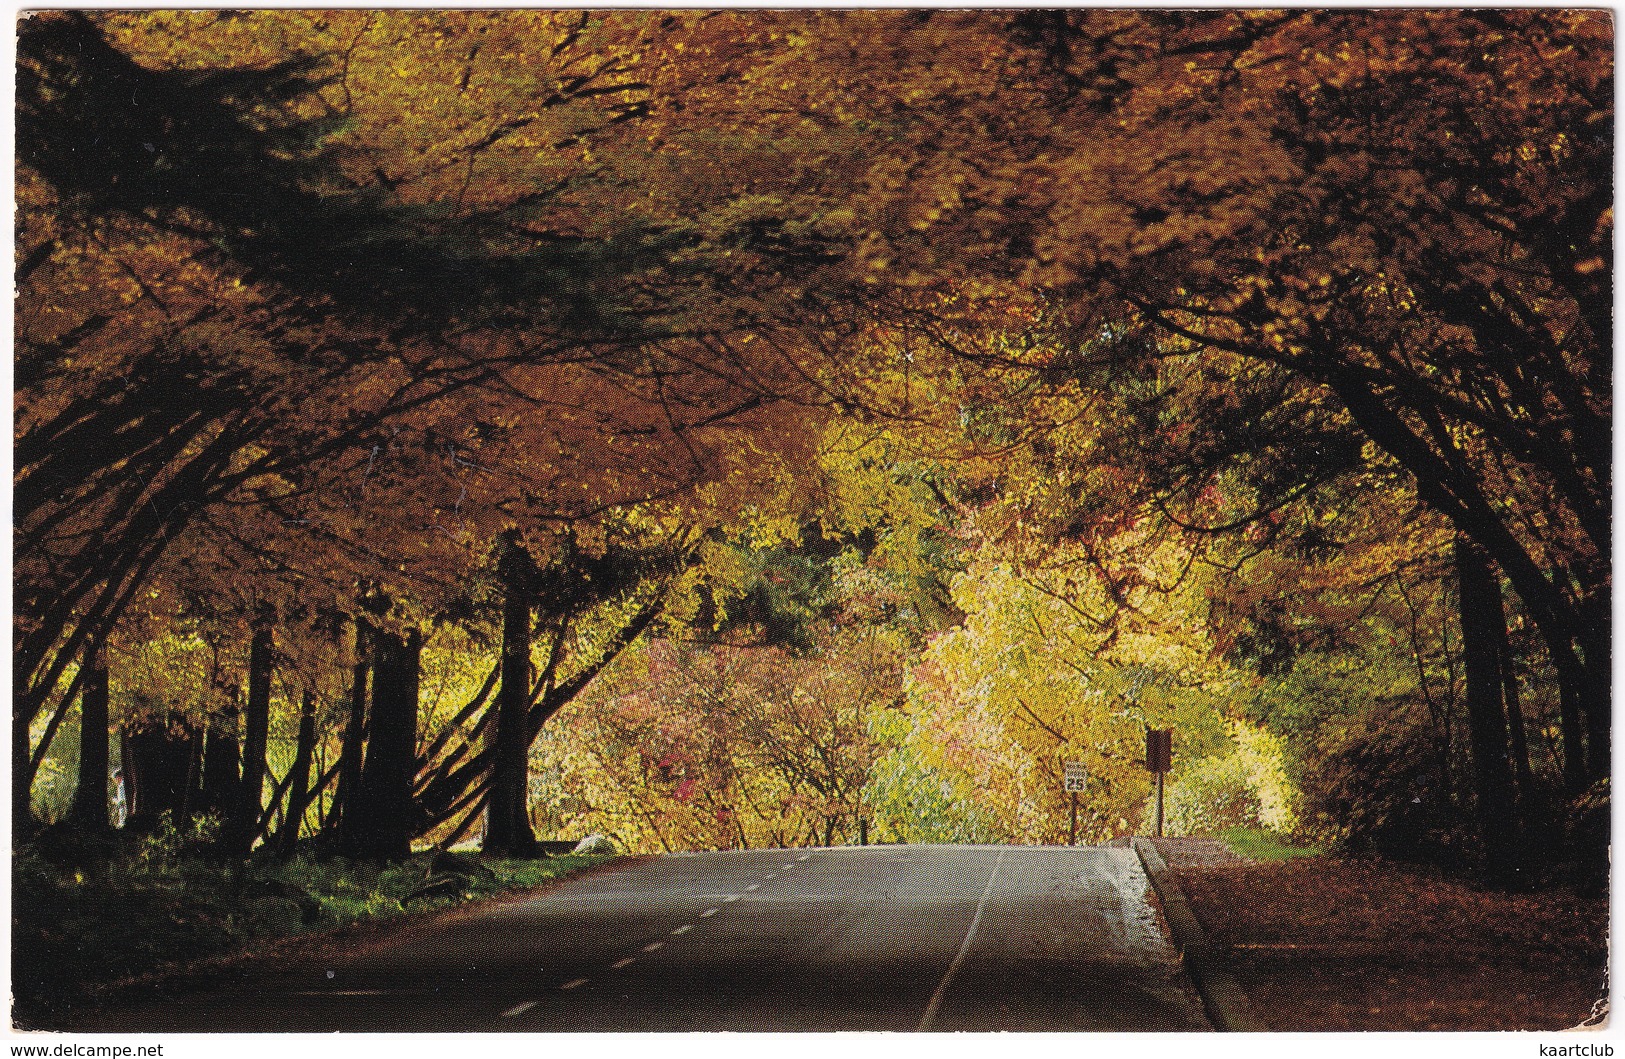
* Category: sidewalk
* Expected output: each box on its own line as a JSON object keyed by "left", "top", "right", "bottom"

{"left": 1141, "top": 836, "right": 1607, "bottom": 1031}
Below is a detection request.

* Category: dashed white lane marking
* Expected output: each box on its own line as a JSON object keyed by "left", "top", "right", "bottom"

{"left": 918, "top": 848, "right": 1007, "bottom": 1032}
{"left": 642, "top": 940, "right": 666, "bottom": 953}
{"left": 745, "top": 883, "right": 760, "bottom": 891}
{"left": 560, "top": 978, "right": 589, "bottom": 991}
{"left": 723, "top": 894, "right": 740, "bottom": 902}
{"left": 611, "top": 957, "right": 636, "bottom": 969}
{"left": 783, "top": 862, "right": 796, "bottom": 869}
{"left": 700, "top": 907, "right": 719, "bottom": 918}
{"left": 502, "top": 1000, "right": 539, "bottom": 1017}
{"left": 797, "top": 854, "right": 811, "bottom": 862}
{"left": 672, "top": 924, "right": 694, "bottom": 936}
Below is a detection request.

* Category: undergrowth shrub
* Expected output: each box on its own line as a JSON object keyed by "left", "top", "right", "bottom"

{"left": 1164, "top": 720, "right": 1299, "bottom": 835}
{"left": 1296, "top": 699, "right": 1464, "bottom": 863}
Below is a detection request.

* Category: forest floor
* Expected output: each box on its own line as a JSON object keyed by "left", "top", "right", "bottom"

{"left": 1152, "top": 836, "right": 1610, "bottom": 1032}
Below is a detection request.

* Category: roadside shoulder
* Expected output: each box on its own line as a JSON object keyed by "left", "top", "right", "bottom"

{"left": 1132, "top": 836, "right": 1270, "bottom": 1032}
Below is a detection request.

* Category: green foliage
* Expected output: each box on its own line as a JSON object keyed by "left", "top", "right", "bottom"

{"left": 137, "top": 810, "right": 223, "bottom": 858}
{"left": 30, "top": 711, "right": 81, "bottom": 825}
{"left": 1218, "top": 827, "right": 1324, "bottom": 861}
{"left": 711, "top": 541, "right": 841, "bottom": 652}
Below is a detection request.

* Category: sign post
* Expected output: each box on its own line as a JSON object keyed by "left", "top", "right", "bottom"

{"left": 1144, "top": 729, "right": 1173, "bottom": 838}
{"left": 1063, "top": 761, "right": 1088, "bottom": 845}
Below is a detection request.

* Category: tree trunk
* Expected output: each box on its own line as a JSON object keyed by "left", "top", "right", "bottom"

{"left": 412, "top": 597, "right": 664, "bottom": 835}
{"left": 1455, "top": 534, "right": 1522, "bottom": 884}
{"left": 329, "top": 622, "right": 370, "bottom": 838}
{"left": 228, "top": 622, "right": 274, "bottom": 854}
{"left": 485, "top": 535, "right": 538, "bottom": 858}
{"left": 1326, "top": 371, "right": 1604, "bottom": 796}
{"left": 1579, "top": 612, "right": 1611, "bottom": 780}
{"left": 123, "top": 712, "right": 201, "bottom": 834}
{"left": 198, "top": 698, "right": 241, "bottom": 825}
{"left": 21, "top": 664, "right": 98, "bottom": 829}
{"left": 67, "top": 646, "right": 111, "bottom": 831}
{"left": 1492, "top": 613, "right": 1535, "bottom": 801}
{"left": 1553, "top": 658, "right": 1590, "bottom": 795}
{"left": 276, "top": 688, "right": 319, "bottom": 858}
{"left": 14, "top": 704, "right": 37, "bottom": 837}
{"left": 344, "top": 625, "right": 421, "bottom": 859}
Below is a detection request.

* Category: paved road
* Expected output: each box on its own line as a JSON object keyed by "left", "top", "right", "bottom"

{"left": 73, "top": 844, "right": 1209, "bottom": 1032}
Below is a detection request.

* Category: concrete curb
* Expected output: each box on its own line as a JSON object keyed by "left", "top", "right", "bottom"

{"left": 1132, "top": 837, "right": 1270, "bottom": 1033}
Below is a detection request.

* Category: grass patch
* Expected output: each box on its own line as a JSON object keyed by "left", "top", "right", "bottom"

{"left": 1219, "top": 826, "right": 1325, "bottom": 860}
{"left": 13, "top": 824, "right": 612, "bottom": 1027}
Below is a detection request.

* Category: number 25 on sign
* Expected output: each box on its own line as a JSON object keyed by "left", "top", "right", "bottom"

{"left": 1063, "top": 761, "right": 1087, "bottom": 845}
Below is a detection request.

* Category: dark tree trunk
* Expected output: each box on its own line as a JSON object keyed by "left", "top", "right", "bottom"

{"left": 123, "top": 713, "right": 201, "bottom": 834}
{"left": 1553, "top": 659, "right": 1591, "bottom": 795}
{"left": 343, "top": 625, "right": 421, "bottom": 859}
{"left": 485, "top": 535, "right": 538, "bottom": 858}
{"left": 1325, "top": 370, "right": 1604, "bottom": 796}
{"left": 14, "top": 709, "right": 36, "bottom": 837}
{"left": 198, "top": 700, "right": 241, "bottom": 824}
{"left": 329, "top": 623, "right": 370, "bottom": 838}
{"left": 227, "top": 622, "right": 274, "bottom": 854}
{"left": 1579, "top": 612, "right": 1611, "bottom": 781}
{"left": 1455, "top": 534, "right": 1522, "bottom": 884}
{"left": 313, "top": 741, "right": 328, "bottom": 830}
{"left": 1491, "top": 612, "right": 1535, "bottom": 800}
{"left": 67, "top": 646, "right": 111, "bottom": 831}
{"left": 412, "top": 597, "right": 665, "bottom": 834}
{"left": 276, "top": 688, "right": 319, "bottom": 858}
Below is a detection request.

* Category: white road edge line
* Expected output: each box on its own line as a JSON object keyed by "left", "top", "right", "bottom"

{"left": 700, "top": 907, "right": 719, "bottom": 918}
{"left": 672, "top": 924, "right": 694, "bottom": 935}
{"left": 917, "top": 848, "right": 1007, "bottom": 1032}
{"left": 611, "top": 957, "right": 636, "bottom": 969}
{"left": 502, "top": 1000, "right": 539, "bottom": 1017}
{"left": 559, "top": 978, "right": 589, "bottom": 991}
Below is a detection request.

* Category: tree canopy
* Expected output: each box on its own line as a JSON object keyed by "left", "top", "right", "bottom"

{"left": 15, "top": 10, "right": 1610, "bottom": 885}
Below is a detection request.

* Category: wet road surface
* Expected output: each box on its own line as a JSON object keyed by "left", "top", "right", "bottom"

{"left": 69, "top": 844, "right": 1209, "bottom": 1032}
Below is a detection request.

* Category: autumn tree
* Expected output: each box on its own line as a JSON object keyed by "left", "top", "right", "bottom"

{"left": 16, "top": 11, "right": 1606, "bottom": 880}
{"left": 543, "top": 545, "right": 921, "bottom": 851}
{"left": 997, "top": 10, "right": 1610, "bottom": 790}
{"left": 766, "top": 9, "right": 1610, "bottom": 865}
{"left": 15, "top": 11, "right": 860, "bottom": 842}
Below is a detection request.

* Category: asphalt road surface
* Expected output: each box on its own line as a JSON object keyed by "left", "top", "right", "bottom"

{"left": 70, "top": 844, "right": 1210, "bottom": 1032}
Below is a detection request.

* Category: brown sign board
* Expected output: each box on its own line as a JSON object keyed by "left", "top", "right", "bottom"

{"left": 1145, "top": 729, "right": 1172, "bottom": 774}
